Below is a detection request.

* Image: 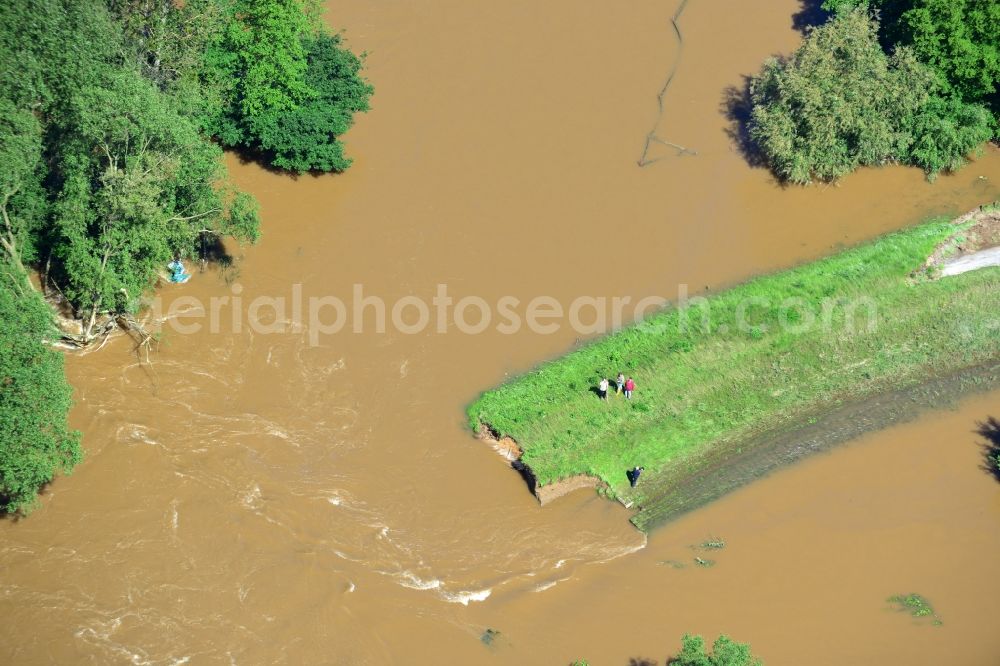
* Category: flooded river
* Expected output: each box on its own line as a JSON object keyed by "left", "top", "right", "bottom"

{"left": 3, "top": 0, "right": 1000, "bottom": 663}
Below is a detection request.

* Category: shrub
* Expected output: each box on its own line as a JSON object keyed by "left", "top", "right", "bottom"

{"left": 670, "top": 634, "right": 763, "bottom": 666}
{"left": 0, "top": 278, "right": 82, "bottom": 514}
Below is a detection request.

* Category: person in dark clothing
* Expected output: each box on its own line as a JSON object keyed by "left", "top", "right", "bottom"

{"left": 628, "top": 466, "right": 644, "bottom": 488}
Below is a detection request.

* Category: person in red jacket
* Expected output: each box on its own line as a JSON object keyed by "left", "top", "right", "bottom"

{"left": 624, "top": 376, "right": 636, "bottom": 400}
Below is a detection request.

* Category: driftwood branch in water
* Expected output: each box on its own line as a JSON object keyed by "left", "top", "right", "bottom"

{"left": 637, "top": 0, "right": 697, "bottom": 166}
{"left": 49, "top": 308, "right": 157, "bottom": 365}
{"left": 116, "top": 313, "right": 158, "bottom": 364}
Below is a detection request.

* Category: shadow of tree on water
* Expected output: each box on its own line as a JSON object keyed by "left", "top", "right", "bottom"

{"left": 975, "top": 416, "right": 1000, "bottom": 482}
{"left": 719, "top": 0, "right": 833, "bottom": 173}
{"left": 792, "top": 0, "right": 832, "bottom": 34}
{"left": 720, "top": 77, "right": 770, "bottom": 171}
{"left": 628, "top": 658, "right": 658, "bottom": 666}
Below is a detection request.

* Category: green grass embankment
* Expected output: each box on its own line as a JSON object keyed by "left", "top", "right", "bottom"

{"left": 468, "top": 211, "right": 1000, "bottom": 530}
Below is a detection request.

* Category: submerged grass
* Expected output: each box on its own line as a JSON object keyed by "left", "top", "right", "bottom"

{"left": 888, "top": 594, "right": 943, "bottom": 625}
{"left": 696, "top": 537, "right": 726, "bottom": 550}
{"left": 468, "top": 211, "right": 1000, "bottom": 526}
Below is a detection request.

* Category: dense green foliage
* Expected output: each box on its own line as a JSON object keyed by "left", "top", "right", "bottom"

{"left": 257, "top": 34, "right": 374, "bottom": 172}
{"left": 468, "top": 213, "right": 1000, "bottom": 527}
{"left": 0, "top": 0, "right": 370, "bottom": 511}
{"left": 885, "top": 1, "right": 999, "bottom": 114}
{"left": 670, "top": 634, "right": 762, "bottom": 666}
{"left": 0, "top": 0, "right": 370, "bottom": 331}
{"left": 0, "top": 276, "right": 81, "bottom": 514}
{"left": 201, "top": 0, "right": 372, "bottom": 172}
{"left": 749, "top": 9, "right": 993, "bottom": 183}
{"left": 1, "top": 0, "right": 261, "bottom": 334}
{"left": 824, "top": 0, "right": 999, "bottom": 116}
{"left": 570, "top": 634, "right": 760, "bottom": 666}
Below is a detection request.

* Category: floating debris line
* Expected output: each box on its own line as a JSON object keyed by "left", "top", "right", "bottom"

{"left": 638, "top": 0, "right": 697, "bottom": 166}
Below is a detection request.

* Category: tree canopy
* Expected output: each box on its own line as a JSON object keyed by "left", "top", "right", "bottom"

{"left": 669, "top": 634, "right": 763, "bottom": 666}
{"left": 0, "top": 274, "right": 81, "bottom": 514}
{"left": 1, "top": 0, "right": 261, "bottom": 338}
{"left": 823, "top": 0, "right": 1000, "bottom": 116}
{"left": 748, "top": 8, "right": 993, "bottom": 183}
{"left": 200, "top": 0, "right": 373, "bottom": 172}
{"left": 0, "top": 0, "right": 371, "bottom": 511}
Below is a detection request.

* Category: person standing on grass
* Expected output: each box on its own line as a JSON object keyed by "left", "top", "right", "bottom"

{"left": 616, "top": 372, "right": 625, "bottom": 395}
{"left": 629, "top": 466, "right": 644, "bottom": 488}
{"left": 624, "top": 376, "right": 636, "bottom": 400}
{"left": 598, "top": 377, "right": 609, "bottom": 401}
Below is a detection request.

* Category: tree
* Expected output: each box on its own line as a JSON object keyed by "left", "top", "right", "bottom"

{"left": 885, "top": 0, "right": 1000, "bottom": 116}
{"left": 201, "top": 0, "right": 318, "bottom": 144}
{"left": 0, "top": 0, "right": 265, "bottom": 511}
{"left": 0, "top": 99, "right": 46, "bottom": 292}
{"left": 0, "top": 274, "right": 82, "bottom": 514}
{"left": 669, "top": 634, "right": 762, "bottom": 666}
{"left": 748, "top": 9, "right": 992, "bottom": 183}
{"left": 109, "top": 0, "right": 224, "bottom": 89}
{"left": 0, "top": 0, "right": 260, "bottom": 342}
{"left": 822, "top": 0, "right": 1000, "bottom": 121}
{"left": 200, "top": 0, "right": 372, "bottom": 172}
{"left": 906, "top": 94, "right": 995, "bottom": 174}
{"left": 254, "top": 33, "right": 373, "bottom": 172}
{"left": 750, "top": 10, "right": 929, "bottom": 183}
{"left": 47, "top": 65, "right": 259, "bottom": 339}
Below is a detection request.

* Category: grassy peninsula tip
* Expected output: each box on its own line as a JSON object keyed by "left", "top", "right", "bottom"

{"left": 468, "top": 209, "right": 1000, "bottom": 530}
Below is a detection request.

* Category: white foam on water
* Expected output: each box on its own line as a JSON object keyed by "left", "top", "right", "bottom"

{"left": 321, "top": 488, "right": 359, "bottom": 508}
{"left": 393, "top": 571, "right": 491, "bottom": 605}
{"left": 239, "top": 484, "right": 263, "bottom": 510}
{"left": 439, "top": 588, "right": 492, "bottom": 605}
{"left": 118, "top": 424, "right": 158, "bottom": 446}
{"left": 396, "top": 571, "right": 442, "bottom": 591}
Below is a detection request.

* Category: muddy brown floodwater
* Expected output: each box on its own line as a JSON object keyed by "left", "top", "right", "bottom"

{"left": 3, "top": 0, "right": 1000, "bottom": 664}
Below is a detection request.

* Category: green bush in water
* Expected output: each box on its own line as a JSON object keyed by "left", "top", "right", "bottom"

{"left": 748, "top": 9, "right": 992, "bottom": 183}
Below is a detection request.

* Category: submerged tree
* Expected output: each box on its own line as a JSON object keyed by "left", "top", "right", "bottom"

{"left": 200, "top": 0, "right": 372, "bottom": 172}
{"left": 255, "top": 33, "right": 374, "bottom": 172}
{"left": 0, "top": 0, "right": 258, "bottom": 512}
{"left": 669, "top": 634, "right": 763, "bottom": 666}
{"left": 748, "top": 9, "right": 993, "bottom": 183}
